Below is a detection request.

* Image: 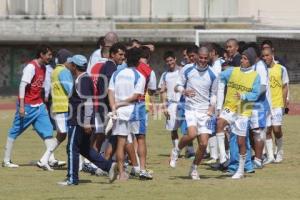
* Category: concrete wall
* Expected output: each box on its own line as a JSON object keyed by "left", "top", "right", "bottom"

{"left": 1, "top": 39, "right": 300, "bottom": 94}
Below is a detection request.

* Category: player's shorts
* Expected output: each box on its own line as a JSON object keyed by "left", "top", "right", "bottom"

{"left": 166, "top": 102, "right": 180, "bottom": 131}
{"left": 220, "top": 108, "right": 249, "bottom": 137}
{"left": 130, "top": 102, "right": 147, "bottom": 135}
{"left": 185, "top": 110, "right": 212, "bottom": 135}
{"left": 112, "top": 119, "right": 136, "bottom": 136}
{"left": 53, "top": 112, "right": 68, "bottom": 133}
{"left": 267, "top": 108, "right": 283, "bottom": 126}
{"left": 250, "top": 108, "right": 268, "bottom": 129}
{"left": 8, "top": 103, "right": 53, "bottom": 139}
{"left": 94, "top": 114, "right": 105, "bottom": 134}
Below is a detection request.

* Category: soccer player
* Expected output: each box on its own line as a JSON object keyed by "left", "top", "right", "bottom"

{"left": 262, "top": 47, "right": 289, "bottom": 164}
{"left": 37, "top": 49, "right": 73, "bottom": 169}
{"left": 159, "top": 51, "right": 181, "bottom": 156}
{"left": 225, "top": 39, "right": 242, "bottom": 67}
{"left": 97, "top": 43, "right": 126, "bottom": 160}
{"left": 170, "top": 47, "right": 218, "bottom": 180}
{"left": 216, "top": 47, "right": 261, "bottom": 179}
{"left": 87, "top": 32, "right": 119, "bottom": 74}
{"left": 108, "top": 47, "right": 146, "bottom": 181}
{"left": 209, "top": 43, "right": 224, "bottom": 75}
{"left": 58, "top": 55, "right": 117, "bottom": 186}
{"left": 133, "top": 46, "right": 157, "bottom": 179}
{"left": 3, "top": 45, "right": 55, "bottom": 169}
{"left": 246, "top": 43, "right": 271, "bottom": 169}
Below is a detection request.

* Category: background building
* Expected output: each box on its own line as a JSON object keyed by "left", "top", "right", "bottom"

{"left": 0, "top": 0, "right": 300, "bottom": 92}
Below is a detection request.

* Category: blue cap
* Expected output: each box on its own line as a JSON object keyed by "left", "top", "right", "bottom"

{"left": 67, "top": 55, "right": 87, "bottom": 69}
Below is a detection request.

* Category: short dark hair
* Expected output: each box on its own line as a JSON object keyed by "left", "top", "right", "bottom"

{"left": 211, "top": 43, "right": 223, "bottom": 57}
{"left": 140, "top": 46, "right": 151, "bottom": 60}
{"left": 163, "top": 50, "right": 176, "bottom": 60}
{"left": 261, "top": 40, "right": 273, "bottom": 48}
{"left": 126, "top": 47, "right": 142, "bottom": 67}
{"left": 35, "top": 44, "right": 52, "bottom": 59}
{"left": 96, "top": 36, "right": 105, "bottom": 48}
{"left": 109, "top": 42, "right": 126, "bottom": 57}
{"left": 130, "top": 39, "right": 141, "bottom": 47}
{"left": 186, "top": 45, "right": 199, "bottom": 55}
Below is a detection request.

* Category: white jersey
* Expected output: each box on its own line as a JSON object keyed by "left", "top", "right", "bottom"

{"left": 108, "top": 67, "right": 146, "bottom": 121}
{"left": 158, "top": 69, "right": 181, "bottom": 102}
{"left": 211, "top": 58, "right": 224, "bottom": 76}
{"left": 44, "top": 65, "right": 53, "bottom": 99}
{"left": 87, "top": 49, "right": 102, "bottom": 75}
{"left": 176, "top": 63, "right": 218, "bottom": 112}
{"left": 148, "top": 70, "right": 157, "bottom": 91}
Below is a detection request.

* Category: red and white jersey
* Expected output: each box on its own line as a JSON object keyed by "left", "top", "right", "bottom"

{"left": 136, "top": 62, "right": 157, "bottom": 101}
{"left": 19, "top": 60, "right": 46, "bottom": 105}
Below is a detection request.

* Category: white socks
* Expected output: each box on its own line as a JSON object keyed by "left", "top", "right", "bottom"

{"left": 237, "top": 154, "right": 246, "bottom": 174}
{"left": 216, "top": 132, "right": 227, "bottom": 164}
{"left": 191, "top": 163, "right": 197, "bottom": 170}
{"left": 3, "top": 137, "right": 15, "bottom": 163}
{"left": 40, "top": 138, "right": 58, "bottom": 165}
{"left": 265, "top": 138, "right": 275, "bottom": 160}
{"left": 172, "top": 139, "right": 179, "bottom": 150}
{"left": 209, "top": 136, "right": 218, "bottom": 160}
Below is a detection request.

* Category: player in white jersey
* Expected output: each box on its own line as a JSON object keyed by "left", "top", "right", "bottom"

{"left": 159, "top": 51, "right": 181, "bottom": 156}
{"left": 247, "top": 43, "right": 272, "bottom": 169}
{"left": 108, "top": 48, "right": 146, "bottom": 180}
{"left": 87, "top": 32, "right": 118, "bottom": 74}
{"left": 170, "top": 47, "right": 218, "bottom": 180}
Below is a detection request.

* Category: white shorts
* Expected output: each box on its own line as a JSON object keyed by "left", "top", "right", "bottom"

{"left": 53, "top": 113, "right": 68, "bottom": 133}
{"left": 220, "top": 109, "right": 249, "bottom": 137}
{"left": 267, "top": 108, "right": 283, "bottom": 126}
{"left": 94, "top": 115, "right": 104, "bottom": 134}
{"left": 166, "top": 103, "right": 180, "bottom": 131}
{"left": 185, "top": 110, "right": 212, "bottom": 135}
{"left": 112, "top": 119, "right": 136, "bottom": 136}
{"left": 249, "top": 109, "right": 268, "bottom": 129}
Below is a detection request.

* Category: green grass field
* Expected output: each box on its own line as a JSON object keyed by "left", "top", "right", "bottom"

{"left": 0, "top": 110, "right": 300, "bottom": 200}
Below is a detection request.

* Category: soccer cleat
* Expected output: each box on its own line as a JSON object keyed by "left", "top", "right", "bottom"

{"left": 82, "top": 163, "right": 97, "bottom": 174}
{"left": 108, "top": 162, "right": 118, "bottom": 183}
{"left": 189, "top": 169, "right": 200, "bottom": 180}
{"left": 139, "top": 170, "right": 153, "bottom": 180}
{"left": 57, "top": 180, "right": 78, "bottom": 186}
{"left": 49, "top": 160, "right": 66, "bottom": 168}
{"left": 2, "top": 161, "right": 19, "bottom": 168}
{"left": 95, "top": 168, "right": 108, "bottom": 176}
{"left": 169, "top": 148, "right": 179, "bottom": 168}
{"left": 129, "top": 168, "right": 140, "bottom": 177}
{"left": 274, "top": 152, "right": 283, "bottom": 163}
{"left": 204, "top": 158, "right": 217, "bottom": 165}
{"left": 253, "top": 159, "right": 263, "bottom": 169}
{"left": 37, "top": 160, "right": 54, "bottom": 171}
{"left": 263, "top": 157, "right": 275, "bottom": 165}
{"left": 232, "top": 172, "right": 244, "bottom": 179}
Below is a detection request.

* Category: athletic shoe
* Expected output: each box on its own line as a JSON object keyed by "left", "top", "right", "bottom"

{"left": 263, "top": 157, "right": 275, "bottom": 165}
{"left": 189, "top": 169, "right": 200, "bottom": 180}
{"left": 108, "top": 162, "right": 118, "bottom": 183}
{"left": 139, "top": 170, "right": 153, "bottom": 180}
{"left": 37, "top": 160, "right": 54, "bottom": 171}
{"left": 253, "top": 159, "right": 263, "bottom": 169}
{"left": 169, "top": 148, "right": 179, "bottom": 168}
{"left": 204, "top": 158, "right": 217, "bottom": 165}
{"left": 274, "top": 151, "right": 283, "bottom": 163}
{"left": 2, "top": 161, "right": 19, "bottom": 168}
{"left": 82, "top": 163, "right": 97, "bottom": 174}
{"left": 95, "top": 168, "right": 108, "bottom": 176}
{"left": 232, "top": 172, "right": 244, "bottom": 179}
{"left": 49, "top": 160, "right": 66, "bottom": 168}
{"left": 129, "top": 168, "right": 140, "bottom": 177}
{"left": 57, "top": 180, "right": 78, "bottom": 186}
